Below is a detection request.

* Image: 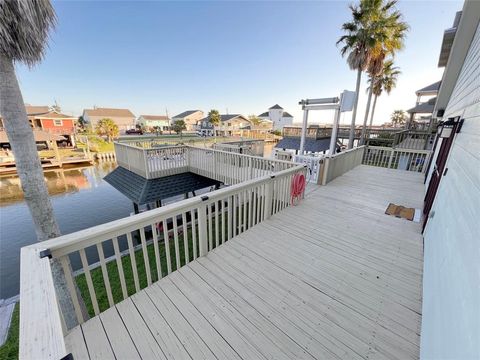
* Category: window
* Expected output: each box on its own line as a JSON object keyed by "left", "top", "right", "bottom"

{"left": 53, "top": 119, "right": 63, "bottom": 126}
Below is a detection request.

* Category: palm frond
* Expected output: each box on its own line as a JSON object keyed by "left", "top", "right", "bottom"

{"left": 0, "top": 0, "right": 56, "bottom": 67}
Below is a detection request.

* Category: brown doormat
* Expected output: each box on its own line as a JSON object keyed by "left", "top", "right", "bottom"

{"left": 385, "top": 203, "right": 415, "bottom": 221}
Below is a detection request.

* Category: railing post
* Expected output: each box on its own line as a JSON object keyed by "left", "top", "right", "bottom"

{"left": 143, "top": 149, "right": 149, "bottom": 179}
{"left": 198, "top": 203, "right": 208, "bottom": 257}
{"left": 387, "top": 148, "right": 395, "bottom": 169}
{"left": 263, "top": 178, "right": 274, "bottom": 219}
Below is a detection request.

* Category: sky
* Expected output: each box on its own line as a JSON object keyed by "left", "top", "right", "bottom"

{"left": 16, "top": 0, "right": 463, "bottom": 126}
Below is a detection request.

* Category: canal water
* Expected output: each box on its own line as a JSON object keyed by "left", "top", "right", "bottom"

{"left": 0, "top": 162, "right": 135, "bottom": 299}
{"left": 0, "top": 143, "right": 277, "bottom": 299}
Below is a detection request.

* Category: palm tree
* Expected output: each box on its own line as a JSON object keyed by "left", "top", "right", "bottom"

{"left": 368, "top": 59, "right": 400, "bottom": 127}
{"left": 96, "top": 118, "right": 119, "bottom": 142}
{"left": 208, "top": 109, "right": 221, "bottom": 142}
{"left": 338, "top": 0, "right": 407, "bottom": 148}
{"left": 390, "top": 110, "right": 407, "bottom": 127}
{"left": 360, "top": 0, "right": 408, "bottom": 143}
{"left": 0, "top": 0, "right": 81, "bottom": 328}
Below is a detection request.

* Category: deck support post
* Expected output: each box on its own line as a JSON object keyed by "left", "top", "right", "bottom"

{"left": 263, "top": 179, "right": 274, "bottom": 220}
{"left": 198, "top": 204, "right": 208, "bottom": 257}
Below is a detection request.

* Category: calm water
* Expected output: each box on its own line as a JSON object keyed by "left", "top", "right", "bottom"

{"left": 0, "top": 162, "right": 134, "bottom": 299}
{"left": 0, "top": 143, "right": 277, "bottom": 299}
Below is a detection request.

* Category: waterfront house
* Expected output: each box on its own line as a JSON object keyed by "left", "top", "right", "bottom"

{"left": 171, "top": 110, "right": 204, "bottom": 132}
{"left": 0, "top": 105, "right": 76, "bottom": 148}
{"left": 18, "top": 1, "right": 479, "bottom": 359}
{"left": 406, "top": 81, "right": 441, "bottom": 129}
{"left": 137, "top": 115, "right": 170, "bottom": 132}
{"left": 82, "top": 107, "right": 136, "bottom": 133}
{"left": 258, "top": 104, "right": 294, "bottom": 130}
{"left": 198, "top": 114, "right": 251, "bottom": 136}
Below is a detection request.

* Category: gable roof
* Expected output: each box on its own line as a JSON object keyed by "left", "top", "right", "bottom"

{"left": 140, "top": 115, "right": 169, "bottom": 121}
{"left": 269, "top": 104, "right": 283, "bottom": 110}
{"left": 35, "top": 111, "right": 76, "bottom": 119}
{"left": 416, "top": 81, "right": 441, "bottom": 95}
{"left": 25, "top": 105, "right": 50, "bottom": 115}
{"left": 83, "top": 108, "right": 135, "bottom": 118}
{"left": 258, "top": 112, "right": 269, "bottom": 117}
{"left": 282, "top": 111, "right": 293, "bottom": 118}
{"left": 172, "top": 110, "right": 201, "bottom": 119}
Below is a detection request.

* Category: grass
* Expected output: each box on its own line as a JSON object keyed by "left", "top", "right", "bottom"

{"left": 38, "top": 148, "right": 87, "bottom": 159}
{"left": 0, "top": 303, "right": 19, "bottom": 360}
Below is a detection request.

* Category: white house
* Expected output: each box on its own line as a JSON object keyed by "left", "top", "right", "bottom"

{"left": 258, "top": 104, "right": 293, "bottom": 131}
{"left": 171, "top": 110, "right": 204, "bottom": 132}
{"left": 137, "top": 115, "right": 170, "bottom": 131}
{"left": 420, "top": 3, "right": 480, "bottom": 359}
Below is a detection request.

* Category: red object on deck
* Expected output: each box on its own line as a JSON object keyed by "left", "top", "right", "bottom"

{"left": 290, "top": 173, "right": 306, "bottom": 205}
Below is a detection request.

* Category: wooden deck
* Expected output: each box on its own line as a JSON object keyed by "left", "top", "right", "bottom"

{"left": 66, "top": 165, "right": 424, "bottom": 360}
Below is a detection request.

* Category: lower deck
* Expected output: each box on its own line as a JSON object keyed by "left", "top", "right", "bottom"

{"left": 66, "top": 165, "right": 424, "bottom": 359}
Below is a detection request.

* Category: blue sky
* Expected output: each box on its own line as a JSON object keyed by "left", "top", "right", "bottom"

{"left": 16, "top": 0, "right": 463, "bottom": 125}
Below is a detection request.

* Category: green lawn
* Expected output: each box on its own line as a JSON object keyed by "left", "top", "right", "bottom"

{"left": 0, "top": 304, "right": 19, "bottom": 360}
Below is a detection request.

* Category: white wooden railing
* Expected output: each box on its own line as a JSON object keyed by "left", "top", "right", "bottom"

{"left": 20, "top": 150, "right": 306, "bottom": 358}
{"left": 293, "top": 154, "right": 325, "bottom": 184}
{"left": 115, "top": 143, "right": 297, "bottom": 182}
{"left": 321, "top": 146, "right": 366, "bottom": 185}
{"left": 362, "top": 146, "right": 431, "bottom": 173}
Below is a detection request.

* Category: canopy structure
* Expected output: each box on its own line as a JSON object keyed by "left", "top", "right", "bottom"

{"left": 104, "top": 167, "right": 222, "bottom": 205}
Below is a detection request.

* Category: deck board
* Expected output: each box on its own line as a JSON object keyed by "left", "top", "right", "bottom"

{"left": 66, "top": 165, "right": 424, "bottom": 359}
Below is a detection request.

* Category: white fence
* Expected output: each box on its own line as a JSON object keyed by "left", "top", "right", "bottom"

{"left": 321, "top": 146, "right": 366, "bottom": 185}
{"left": 115, "top": 143, "right": 297, "bottom": 183}
{"left": 362, "top": 146, "right": 431, "bottom": 173}
{"left": 293, "top": 154, "right": 325, "bottom": 184}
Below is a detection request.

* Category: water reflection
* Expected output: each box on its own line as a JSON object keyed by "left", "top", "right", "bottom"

{"left": 0, "top": 161, "right": 133, "bottom": 299}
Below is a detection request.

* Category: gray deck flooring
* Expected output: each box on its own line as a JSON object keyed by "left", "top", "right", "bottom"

{"left": 66, "top": 165, "right": 424, "bottom": 360}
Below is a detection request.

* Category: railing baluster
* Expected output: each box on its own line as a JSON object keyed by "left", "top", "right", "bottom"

{"left": 191, "top": 210, "right": 198, "bottom": 259}
{"left": 215, "top": 201, "right": 220, "bottom": 248}
{"left": 139, "top": 227, "right": 152, "bottom": 286}
{"left": 242, "top": 190, "right": 248, "bottom": 232}
{"left": 112, "top": 237, "right": 128, "bottom": 300}
{"left": 172, "top": 216, "right": 181, "bottom": 269}
{"left": 163, "top": 219, "right": 172, "bottom": 274}
{"left": 59, "top": 256, "right": 85, "bottom": 324}
{"left": 207, "top": 202, "right": 213, "bottom": 250}
{"left": 126, "top": 232, "right": 140, "bottom": 292}
{"left": 96, "top": 243, "right": 114, "bottom": 307}
{"left": 151, "top": 223, "right": 163, "bottom": 281}
{"left": 198, "top": 204, "right": 208, "bottom": 257}
{"left": 79, "top": 248, "right": 100, "bottom": 315}
{"left": 182, "top": 212, "right": 189, "bottom": 263}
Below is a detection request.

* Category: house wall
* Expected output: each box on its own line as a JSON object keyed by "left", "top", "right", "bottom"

{"left": 268, "top": 109, "right": 293, "bottom": 130}
{"left": 421, "top": 21, "right": 480, "bottom": 360}
{"left": 39, "top": 119, "right": 75, "bottom": 134}
{"left": 173, "top": 111, "right": 204, "bottom": 131}
{"left": 85, "top": 114, "right": 135, "bottom": 132}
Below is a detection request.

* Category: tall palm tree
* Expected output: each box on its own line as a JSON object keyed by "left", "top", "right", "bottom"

{"left": 208, "top": 109, "right": 221, "bottom": 142}
{"left": 338, "top": 0, "right": 407, "bottom": 148}
{"left": 368, "top": 59, "right": 401, "bottom": 127}
{"left": 0, "top": 0, "right": 80, "bottom": 328}
{"left": 360, "top": 0, "right": 408, "bottom": 143}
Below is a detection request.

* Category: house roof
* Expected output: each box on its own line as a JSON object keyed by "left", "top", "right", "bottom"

{"left": 36, "top": 111, "right": 76, "bottom": 119}
{"left": 282, "top": 111, "right": 293, "bottom": 118}
{"left": 199, "top": 114, "right": 248, "bottom": 123}
{"left": 140, "top": 115, "right": 169, "bottom": 121}
{"left": 258, "top": 112, "right": 269, "bottom": 117}
{"left": 415, "top": 81, "right": 441, "bottom": 95}
{"left": 407, "top": 97, "right": 437, "bottom": 114}
{"left": 275, "top": 137, "right": 332, "bottom": 153}
{"left": 438, "top": 11, "right": 462, "bottom": 67}
{"left": 104, "top": 167, "right": 221, "bottom": 205}
{"left": 269, "top": 104, "right": 283, "bottom": 110}
{"left": 83, "top": 108, "right": 135, "bottom": 118}
{"left": 0, "top": 129, "right": 66, "bottom": 143}
{"left": 25, "top": 106, "right": 50, "bottom": 116}
{"left": 172, "top": 110, "right": 201, "bottom": 119}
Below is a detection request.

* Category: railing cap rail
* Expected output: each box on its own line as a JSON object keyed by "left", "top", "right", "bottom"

{"left": 25, "top": 164, "right": 304, "bottom": 257}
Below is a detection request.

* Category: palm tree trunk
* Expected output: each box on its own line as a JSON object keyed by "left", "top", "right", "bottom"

{"left": 369, "top": 95, "right": 378, "bottom": 128}
{"left": 0, "top": 54, "right": 81, "bottom": 329}
{"left": 360, "top": 85, "right": 373, "bottom": 145}
{"left": 348, "top": 68, "right": 362, "bottom": 149}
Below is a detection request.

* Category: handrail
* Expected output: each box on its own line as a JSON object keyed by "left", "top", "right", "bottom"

{"left": 29, "top": 165, "right": 303, "bottom": 257}
{"left": 19, "top": 248, "right": 67, "bottom": 359}
{"left": 362, "top": 145, "right": 432, "bottom": 172}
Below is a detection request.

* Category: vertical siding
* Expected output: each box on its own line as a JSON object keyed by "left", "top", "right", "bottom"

{"left": 421, "top": 23, "right": 480, "bottom": 359}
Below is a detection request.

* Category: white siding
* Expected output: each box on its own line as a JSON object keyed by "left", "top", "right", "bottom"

{"left": 421, "top": 22, "right": 480, "bottom": 360}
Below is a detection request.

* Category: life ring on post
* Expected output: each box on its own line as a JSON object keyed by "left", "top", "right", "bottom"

{"left": 290, "top": 173, "right": 306, "bottom": 205}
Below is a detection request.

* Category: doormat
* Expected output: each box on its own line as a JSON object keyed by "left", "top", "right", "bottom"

{"left": 385, "top": 203, "right": 420, "bottom": 222}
